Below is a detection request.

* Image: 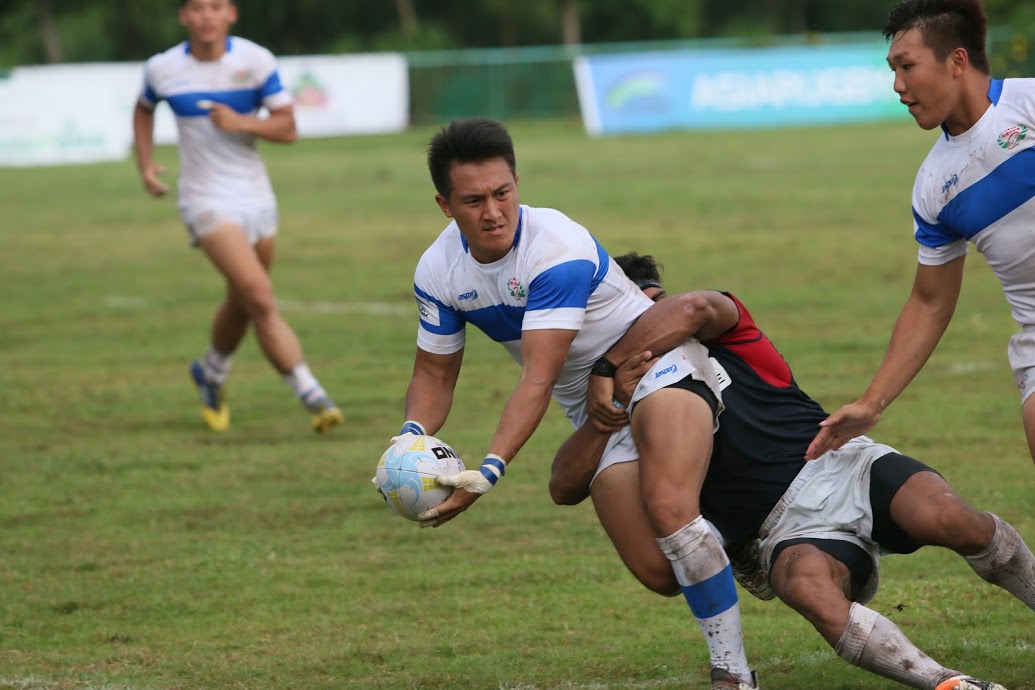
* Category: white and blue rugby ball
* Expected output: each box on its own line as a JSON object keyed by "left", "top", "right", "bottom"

{"left": 375, "top": 435, "right": 465, "bottom": 521}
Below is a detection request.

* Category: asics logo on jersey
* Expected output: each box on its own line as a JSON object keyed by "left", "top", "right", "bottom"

{"left": 941, "top": 174, "right": 959, "bottom": 194}
{"left": 997, "top": 124, "right": 1027, "bottom": 150}
{"left": 458, "top": 290, "right": 479, "bottom": 301}
{"left": 654, "top": 364, "right": 677, "bottom": 378}
{"left": 418, "top": 304, "right": 430, "bottom": 318}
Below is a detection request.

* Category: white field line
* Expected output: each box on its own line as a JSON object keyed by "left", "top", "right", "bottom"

{"left": 103, "top": 296, "right": 411, "bottom": 318}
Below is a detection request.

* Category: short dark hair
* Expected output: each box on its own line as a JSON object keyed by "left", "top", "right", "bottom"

{"left": 427, "top": 118, "right": 517, "bottom": 198}
{"left": 614, "top": 252, "right": 664, "bottom": 291}
{"left": 883, "top": 0, "right": 989, "bottom": 74}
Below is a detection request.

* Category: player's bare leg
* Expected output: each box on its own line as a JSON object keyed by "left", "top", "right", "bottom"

{"left": 197, "top": 225, "right": 342, "bottom": 431}
{"left": 771, "top": 545, "right": 965, "bottom": 687}
{"left": 1022, "top": 393, "right": 1035, "bottom": 466}
{"left": 891, "top": 471, "right": 1035, "bottom": 610}
{"left": 632, "top": 388, "right": 755, "bottom": 688}
{"left": 591, "top": 462, "right": 679, "bottom": 596}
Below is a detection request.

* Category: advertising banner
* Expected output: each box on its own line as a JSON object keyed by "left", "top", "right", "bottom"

{"left": 0, "top": 52, "right": 409, "bottom": 167}
{"left": 574, "top": 43, "right": 910, "bottom": 136}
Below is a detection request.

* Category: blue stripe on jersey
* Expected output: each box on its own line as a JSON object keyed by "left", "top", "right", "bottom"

{"left": 466, "top": 304, "right": 525, "bottom": 343}
{"left": 680, "top": 564, "right": 738, "bottom": 619}
{"left": 989, "top": 79, "right": 1004, "bottom": 105}
{"left": 260, "top": 71, "right": 284, "bottom": 100}
{"left": 527, "top": 259, "right": 597, "bottom": 311}
{"left": 166, "top": 88, "right": 264, "bottom": 117}
{"left": 590, "top": 235, "right": 610, "bottom": 287}
{"left": 415, "top": 284, "right": 467, "bottom": 336}
{"left": 920, "top": 147, "right": 1035, "bottom": 245}
{"left": 142, "top": 83, "right": 159, "bottom": 104}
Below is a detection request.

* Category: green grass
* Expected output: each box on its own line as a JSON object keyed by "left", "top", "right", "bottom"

{"left": 1, "top": 117, "right": 1032, "bottom": 690}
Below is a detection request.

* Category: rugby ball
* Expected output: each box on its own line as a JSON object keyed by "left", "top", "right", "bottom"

{"left": 374, "top": 435, "right": 465, "bottom": 521}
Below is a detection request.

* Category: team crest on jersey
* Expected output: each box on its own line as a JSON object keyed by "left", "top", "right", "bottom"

{"left": 997, "top": 124, "right": 1027, "bottom": 150}
{"left": 507, "top": 278, "right": 526, "bottom": 300}
{"left": 232, "top": 69, "right": 255, "bottom": 86}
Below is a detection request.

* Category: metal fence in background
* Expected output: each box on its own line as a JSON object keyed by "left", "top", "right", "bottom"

{"left": 405, "top": 28, "right": 1035, "bottom": 126}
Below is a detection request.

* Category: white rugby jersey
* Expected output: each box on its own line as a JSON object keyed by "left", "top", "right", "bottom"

{"left": 414, "top": 205, "right": 656, "bottom": 418}
{"left": 138, "top": 37, "right": 292, "bottom": 210}
{"left": 912, "top": 78, "right": 1035, "bottom": 326}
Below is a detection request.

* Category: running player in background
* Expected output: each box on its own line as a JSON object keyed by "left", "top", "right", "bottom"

{"left": 807, "top": 0, "right": 1035, "bottom": 465}
{"left": 132, "top": 0, "right": 343, "bottom": 433}
{"left": 551, "top": 252, "right": 1034, "bottom": 690}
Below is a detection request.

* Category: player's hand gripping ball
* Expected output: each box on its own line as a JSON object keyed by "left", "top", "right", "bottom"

{"left": 374, "top": 435, "right": 465, "bottom": 521}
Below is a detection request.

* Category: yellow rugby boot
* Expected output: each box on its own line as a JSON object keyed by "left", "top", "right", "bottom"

{"left": 190, "top": 360, "right": 230, "bottom": 431}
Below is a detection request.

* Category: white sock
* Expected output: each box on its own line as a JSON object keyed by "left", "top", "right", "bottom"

{"left": 656, "top": 516, "right": 752, "bottom": 682}
{"left": 282, "top": 362, "right": 326, "bottom": 406}
{"left": 202, "top": 346, "right": 233, "bottom": 385}
{"left": 835, "top": 603, "right": 956, "bottom": 689}
{"left": 965, "top": 513, "right": 1035, "bottom": 610}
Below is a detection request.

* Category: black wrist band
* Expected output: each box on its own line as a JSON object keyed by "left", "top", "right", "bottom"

{"left": 590, "top": 356, "right": 618, "bottom": 378}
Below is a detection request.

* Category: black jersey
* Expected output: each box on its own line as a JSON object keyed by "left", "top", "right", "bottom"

{"left": 699, "top": 293, "right": 829, "bottom": 543}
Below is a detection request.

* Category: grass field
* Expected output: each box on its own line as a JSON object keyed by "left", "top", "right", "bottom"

{"left": 1, "top": 117, "right": 1032, "bottom": 690}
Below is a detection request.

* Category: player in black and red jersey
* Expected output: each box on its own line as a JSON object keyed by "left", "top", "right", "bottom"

{"left": 550, "top": 253, "right": 1034, "bottom": 690}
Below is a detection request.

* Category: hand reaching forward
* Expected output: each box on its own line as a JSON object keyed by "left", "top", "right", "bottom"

{"left": 805, "top": 400, "right": 882, "bottom": 460}
{"left": 417, "top": 455, "right": 505, "bottom": 528}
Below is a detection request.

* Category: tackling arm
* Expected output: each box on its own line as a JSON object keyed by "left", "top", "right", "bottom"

{"left": 550, "top": 351, "right": 656, "bottom": 505}
{"left": 805, "top": 258, "right": 965, "bottom": 460}
{"left": 588, "top": 291, "right": 739, "bottom": 427}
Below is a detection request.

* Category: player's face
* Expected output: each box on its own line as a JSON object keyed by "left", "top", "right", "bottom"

{"left": 887, "top": 28, "right": 964, "bottom": 133}
{"left": 436, "top": 157, "right": 520, "bottom": 265}
{"left": 180, "top": 0, "right": 238, "bottom": 47}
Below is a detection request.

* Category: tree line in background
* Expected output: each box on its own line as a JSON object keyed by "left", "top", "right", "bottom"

{"left": 1, "top": 0, "right": 1033, "bottom": 67}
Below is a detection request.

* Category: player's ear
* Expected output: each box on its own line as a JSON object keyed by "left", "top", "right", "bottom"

{"left": 435, "top": 193, "right": 453, "bottom": 218}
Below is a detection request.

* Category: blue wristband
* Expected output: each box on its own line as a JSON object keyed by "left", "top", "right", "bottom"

{"left": 479, "top": 454, "right": 507, "bottom": 485}
{"left": 400, "top": 420, "right": 426, "bottom": 436}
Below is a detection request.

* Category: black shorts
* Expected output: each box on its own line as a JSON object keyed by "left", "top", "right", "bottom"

{"left": 664, "top": 376, "right": 720, "bottom": 421}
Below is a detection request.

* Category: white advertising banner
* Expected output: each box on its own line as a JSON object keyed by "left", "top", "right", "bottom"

{"left": 0, "top": 52, "right": 409, "bottom": 168}
{"left": 0, "top": 63, "right": 141, "bottom": 167}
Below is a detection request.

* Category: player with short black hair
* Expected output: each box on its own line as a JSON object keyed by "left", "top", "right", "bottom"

{"left": 807, "top": 0, "right": 1035, "bottom": 467}
{"left": 132, "top": 0, "right": 343, "bottom": 433}
{"left": 396, "top": 118, "right": 758, "bottom": 690}
{"left": 551, "top": 252, "right": 1034, "bottom": 690}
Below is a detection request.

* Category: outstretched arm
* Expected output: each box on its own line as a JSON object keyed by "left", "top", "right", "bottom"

{"left": 550, "top": 352, "right": 656, "bottom": 505}
{"left": 588, "top": 290, "right": 738, "bottom": 428}
{"left": 402, "top": 347, "right": 464, "bottom": 437}
{"left": 420, "top": 328, "right": 577, "bottom": 526}
{"left": 805, "top": 258, "right": 964, "bottom": 460}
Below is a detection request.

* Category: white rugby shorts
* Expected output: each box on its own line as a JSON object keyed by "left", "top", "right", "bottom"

{"left": 179, "top": 203, "right": 279, "bottom": 247}
{"left": 1008, "top": 325, "right": 1035, "bottom": 405}
{"left": 756, "top": 436, "right": 899, "bottom": 605}
{"left": 590, "top": 340, "right": 723, "bottom": 485}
